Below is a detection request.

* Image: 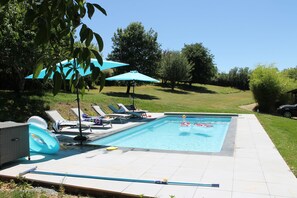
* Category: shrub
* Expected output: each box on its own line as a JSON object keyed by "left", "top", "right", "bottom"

{"left": 278, "top": 74, "right": 297, "bottom": 105}
{"left": 249, "top": 65, "right": 282, "bottom": 112}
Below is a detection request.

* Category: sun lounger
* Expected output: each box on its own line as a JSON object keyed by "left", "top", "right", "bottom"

{"left": 121, "top": 104, "right": 136, "bottom": 111}
{"left": 91, "top": 105, "right": 131, "bottom": 123}
{"left": 108, "top": 104, "right": 124, "bottom": 113}
{"left": 71, "top": 108, "right": 113, "bottom": 127}
{"left": 117, "top": 103, "right": 148, "bottom": 117}
{"left": 45, "top": 110, "right": 94, "bottom": 132}
{"left": 108, "top": 104, "right": 146, "bottom": 118}
{"left": 117, "top": 103, "right": 148, "bottom": 112}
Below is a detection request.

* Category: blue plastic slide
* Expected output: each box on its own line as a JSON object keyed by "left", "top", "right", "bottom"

{"left": 27, "top": 116, "right": 60, "bottom": 154}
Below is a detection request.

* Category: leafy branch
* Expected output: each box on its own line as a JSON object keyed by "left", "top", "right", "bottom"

{"left": 1, "top": 0, "right": 106, "bottom": 95}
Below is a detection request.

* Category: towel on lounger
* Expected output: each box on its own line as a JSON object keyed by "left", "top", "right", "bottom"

{"left": 82, "top": 114, "right": 103, "bottom": 125}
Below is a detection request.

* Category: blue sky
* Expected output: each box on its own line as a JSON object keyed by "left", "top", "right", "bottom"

{"left": 84, "top": 0, "right": 297, "bottom": 72}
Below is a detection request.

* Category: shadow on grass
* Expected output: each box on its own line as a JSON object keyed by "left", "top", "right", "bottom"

{"left": 103, "top": 92, "right": 160, "bottom": 100}
{"left": 155, "top": 88, "right": 190, "bottom": 94}
{"left": 176, "top": 84, "right": 216, "bottom": 94}
{"left": 0, "top": 91, "right": 49, "bottom": 122}
{"left": 155, "top": 84, "right": 216, "bottom": 94}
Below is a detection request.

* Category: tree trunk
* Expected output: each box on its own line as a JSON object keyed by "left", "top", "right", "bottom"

{"left": 126, "top": 82, "right": 131, "bottom": 94}
{"left": 13, "top": 67, "right": 25, "bottom": 93}
{"left": 18, "top": 77, "right": 25, "bottom": 93}
{"left": 171, "top": 81, "right": 175, "bottom": 91}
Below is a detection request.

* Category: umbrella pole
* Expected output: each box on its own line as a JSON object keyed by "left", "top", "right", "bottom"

{"left": 132, "top": 80, "right": 135, "bottom": 112}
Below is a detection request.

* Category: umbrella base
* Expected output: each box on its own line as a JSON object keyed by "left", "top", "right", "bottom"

{"left": 73, "top": 135, "right": 88, "bottom": 142}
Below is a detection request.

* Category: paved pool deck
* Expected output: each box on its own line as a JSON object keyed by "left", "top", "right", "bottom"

{"left": 0, "top": 114, "right": 297, "bottom": 197}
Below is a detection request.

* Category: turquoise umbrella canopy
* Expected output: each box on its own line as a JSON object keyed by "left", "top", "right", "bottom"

{"left": 106, "top": 70, "right": 159, "bottom": 108}
{"left": 25, "top": 59, "right": 128, "bottom": 79}
{"left": 106, "top": 70, "right": 159, "bottom": 82}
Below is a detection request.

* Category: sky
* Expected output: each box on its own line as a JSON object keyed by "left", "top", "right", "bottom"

{"left": 83, "top": 0, "right": 297, "bottom": 72}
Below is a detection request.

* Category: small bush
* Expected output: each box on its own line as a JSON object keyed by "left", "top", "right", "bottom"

{"left": 278, "top": 74, "right": 297, "bottom": 105}
{"left": 249, "top": 65, "right": 282, "bottom": 112}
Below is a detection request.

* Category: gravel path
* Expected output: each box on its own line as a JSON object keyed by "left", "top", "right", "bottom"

{"left": 239, "top": 103, "right": 257, "bottom": 111}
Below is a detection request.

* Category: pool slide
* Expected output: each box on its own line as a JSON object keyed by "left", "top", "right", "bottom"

{"left": 27, "top": 116, "right": 60, "bottom": 154}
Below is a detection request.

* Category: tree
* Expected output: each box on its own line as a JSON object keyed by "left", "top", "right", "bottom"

{"left": 182, "top": 43, "right": 217, "bottom": 84}
{"left": 158, "top": 51, "right": 192, "bottom": 91}
{"left": 0, "top": 0, "right": 70, "bottom": 92}
{"left": 108, "top": 22, "right": 162, "bottom": 93}
{"left": 211, "top": 66, "right": 251, "bottom": 90}
{"left": 1, "top": 0, "right": 107, "bottom": 95}
{"left": 237, "top": 67, "right": 251, "bottom": 90}
{"left": 228, "top": 67, "right": 250, "bottom": 90}
{"left": 214, "top": 72, "right": 230, "bottom": 87}
{"left": 282, "top": 67, "right": 297, "bottom": 81}
{"left": 0, "top": 1, "right": 34, "bottom": 92}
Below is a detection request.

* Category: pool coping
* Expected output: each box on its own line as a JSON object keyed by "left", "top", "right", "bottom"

{"left": 164, "top": 112, "right": 239, "bottom": 117}
{"left": 87, "top": 113, "right": 238, "bottom": 156}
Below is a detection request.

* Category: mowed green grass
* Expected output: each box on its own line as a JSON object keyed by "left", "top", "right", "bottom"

{"left": 1, "top": 83, "right": 297, "bottom": 175}
{"left": 48, "top": 84, "right": 253, "bottom": 117}
{"left": 257, "top": 114, "right": 297, "bottom": 175}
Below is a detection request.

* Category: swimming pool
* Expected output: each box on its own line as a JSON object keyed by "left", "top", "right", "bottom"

{"left": 89, "top": 116, "right": 232, "bottom": 152}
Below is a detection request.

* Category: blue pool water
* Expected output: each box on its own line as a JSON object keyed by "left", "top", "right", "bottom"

{"left": 89, "top": 116, "right": 231, "bottom": 152}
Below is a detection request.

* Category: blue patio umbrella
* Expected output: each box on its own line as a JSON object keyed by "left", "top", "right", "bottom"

{"left": 26, "top": 58, "right": 128, "bottom": 143}
{"left": 25, "top": 59, "right": 128, "bottom": 79}
{"left": 106, "top": 70, "right": 159, "bottom": 108}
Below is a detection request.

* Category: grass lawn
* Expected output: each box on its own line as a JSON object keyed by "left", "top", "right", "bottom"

{"left": 256, "top": 113, "right": 297, "bottom": 175}
{"left": 0, "top": 83, "right": 297, "bottom": 176}
{"left": 47, "top": 83, "right": 253, "bottom": 118}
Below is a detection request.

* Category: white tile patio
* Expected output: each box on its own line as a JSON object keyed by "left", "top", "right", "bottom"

{"left": 0, "top": 114, "right": 297, "bottom": 197}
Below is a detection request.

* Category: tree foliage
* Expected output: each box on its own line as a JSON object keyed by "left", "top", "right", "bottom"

{"left": 282, "top": 66, "right": 297, "bottom": 81}
{"left": 214, "top": 67, "right": 250, "bottom": 90}
{"left": 0, "top": 1, "right": 35, "bottom": 91}
{"left": 278, "top": 75, "right": 297, "bottom": 105}
{"left": 182, "top": 43, "right": 217, "bottom": 84}
{"left": 158, "top": 51, "right": 192, "bottom": 91}
{"left": 0, "top": 0, "right": 72, "bottom": 92}
{"left": 0, "top": 0, "right": 107, "bottom": 95}
{"left": 108, "top": 22, "right": 162, "bottom": 77}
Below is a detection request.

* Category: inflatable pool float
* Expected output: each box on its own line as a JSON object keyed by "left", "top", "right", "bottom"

{"left": 194, "top": 123, "right": 213, "bottom": 127}
{"left": 28, "top": 116, "right": 48, "bottom": 129}
{"left": 179, "top": 122, "right": 191, "bottom": 132}
{"left": 27, "top": 116, "right": 60, "bottom": 154}
{"left": 180, "top": 121, "right": 191, "bottom": 127}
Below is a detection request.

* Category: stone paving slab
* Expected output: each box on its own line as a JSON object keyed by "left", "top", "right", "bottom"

{"left": 0, "top": 114, "right": 297, "bottom": 197}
